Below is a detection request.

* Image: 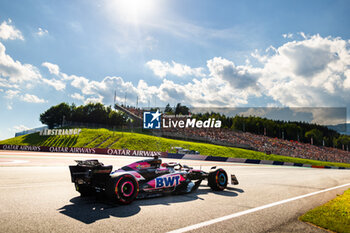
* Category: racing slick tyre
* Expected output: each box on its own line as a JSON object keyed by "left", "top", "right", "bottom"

{"left": 208, "top": 168, "right": 228, "bottom": 191}
{"left": 75, "top": 184, "right": 94, "bottom": 197}
{"left": 107, "top": 175, "right": 139, "bottom": 204}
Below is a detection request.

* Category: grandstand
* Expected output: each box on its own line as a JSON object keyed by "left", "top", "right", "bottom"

{"left": 114, "top": 104, "right": 142, "bottom": 127}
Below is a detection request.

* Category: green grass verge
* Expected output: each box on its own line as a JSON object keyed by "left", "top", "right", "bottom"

{"left": 300, "top": 189, "right": 350, "bottom": 233}
{"left": 1, "top": 128, "right": 350, "bottom": 168}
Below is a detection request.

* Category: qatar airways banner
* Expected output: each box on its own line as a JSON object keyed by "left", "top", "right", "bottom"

{"left": 0, "top": 144, "right": 167, "bottom": 157}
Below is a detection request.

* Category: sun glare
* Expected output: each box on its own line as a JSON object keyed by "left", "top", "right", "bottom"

{"left": 112, "top": 0, "right": 156, "bottom": 24}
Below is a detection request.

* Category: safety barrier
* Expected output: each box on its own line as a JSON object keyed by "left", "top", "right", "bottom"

{"left": 1, "top": 145, "right": 348, "bottom": 169}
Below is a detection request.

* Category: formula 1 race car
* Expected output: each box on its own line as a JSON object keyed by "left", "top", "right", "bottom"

{"left": 69, "top": 156, "right": 239, "bottom": 204}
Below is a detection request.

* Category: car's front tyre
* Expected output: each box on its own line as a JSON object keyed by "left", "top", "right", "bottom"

{"left": 208, "top": 168, "right": 228, "bottom": 191}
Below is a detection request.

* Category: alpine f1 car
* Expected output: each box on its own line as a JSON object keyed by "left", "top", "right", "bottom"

{"left": 69, "top": 156, "right": 239, "bottom": 204}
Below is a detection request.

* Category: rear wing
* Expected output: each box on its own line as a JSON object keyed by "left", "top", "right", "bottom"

{"left": 69, "top": 160, "right": 113, "bottom": 183}
{"left": 74, "top": 159, "right": 104, "bottom": 167}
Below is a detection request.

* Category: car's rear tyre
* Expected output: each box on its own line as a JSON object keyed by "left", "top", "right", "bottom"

{"left": 75, "top": 183, "right": 94, "bottom": 196}
{"left": 107, "top": 175, "right": 139, "bottom": 204}
{"left": 208, "top": 169, "right": 228, "bottom": 191}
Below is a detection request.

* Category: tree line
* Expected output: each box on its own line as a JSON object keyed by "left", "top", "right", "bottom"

{"left": 40, "top": 102, "right": 128, "bottom": 129}
{"left": 163, "top": 103, "right": 190, "bottom": 115}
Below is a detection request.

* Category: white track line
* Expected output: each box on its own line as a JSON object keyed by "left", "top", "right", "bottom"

{"left": 0, "top": 159, "right": 29, "bottom": 164}
{"left": 168, "top": 183, "right": 350, "bottom": 233}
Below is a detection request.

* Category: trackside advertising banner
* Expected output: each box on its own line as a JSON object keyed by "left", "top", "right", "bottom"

{"left": 0, "top": 144, "right": 167, "bottom": 157}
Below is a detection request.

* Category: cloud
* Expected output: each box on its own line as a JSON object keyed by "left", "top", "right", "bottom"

{"left": 344, "top": 70, "right": 350, "bottom": 89}
{"left": 39, "top": 63, "right": 149, "bottom": 106}
{"left": 299, "top": 32, "right": 307, "bottom": 39}
{"left": 0, "top": 19, "right": 24, "bottom": 41}
{"left": 41, "top": 62, "right": 66, "bottom": 90}
{"left": 63, "top": 56, "right": 261, "bottom": 108}
{"left": 37, "top": 27, "right": 48, "bottom": 37}
{"left": 68, "top": 74, "right": 165, "bottom": 106}
{"left": 282, "top": 33, "right": 293, "bottom": 39}
{"left": 135, "top": 79, "right": 159, "bottom": 104}
{"left": 70, "top": 76, "right": 90, "bottom": 89}
{"left": 3, "top": 89, "right": 46, "bottom": 104}
{"left": 278, "top": 40, "right": 338, "bottom": 77}
{"left": 71, "top": 93, "right": 85, "bottom": 101}
{"left": 207, "top": 57, "right": 261, "bottom": 91}
{"left": 0, "top": 43, "right": 66, "bottom": 93}
{"left": 66, "top": 69, "right": 254, "bottom": 108}
{"left": 158, "top": 77, "right": 252, "bottom": 107}
{"left": 146, "top": 59, "right": 205, "bottom": 78}
{"left": 258, "top": 34, "right": 350, "bottom": 107}
{"left": 73, "top": 76, "right": 141, "bottom": 105}
{"left": 42, "top": 78, "right": 66, "bottom": 91}
{"left": 42, "top": 62, "right": 60, "bottom": 75}
{"left": 84, "top": 96, "right": 104, "bottom": 105}
{"left": 0, "top": 42, "right": 42, "bottom": 84}
{"left": 4, "top": 89, "right": 20, "bottom": 99}
{"left": 0, "top": 78, "right": 19, "bottom": 89}
{"left": 44, "top": 64, "right": 157, "bottom": 106}
{"left": 20, "top": 94, "right": 47, "bottom": 103}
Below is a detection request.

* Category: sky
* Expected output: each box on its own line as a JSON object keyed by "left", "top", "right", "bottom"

{"left": 1, "top": 0, "right": 350, "bottom": 139}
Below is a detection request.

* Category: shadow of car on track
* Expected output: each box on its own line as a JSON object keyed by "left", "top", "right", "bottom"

{"left": 58, "top": 185, "right": 244, "bottom": 224}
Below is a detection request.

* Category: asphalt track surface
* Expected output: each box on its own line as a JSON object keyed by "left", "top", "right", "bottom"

{"left": 1, "top": 151, "right": 350, "bottom": 233}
